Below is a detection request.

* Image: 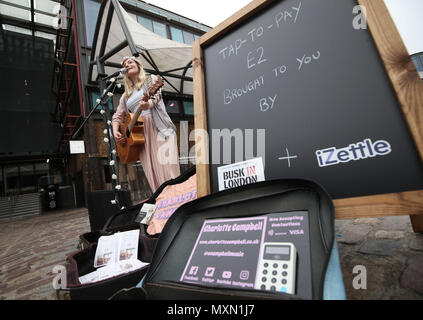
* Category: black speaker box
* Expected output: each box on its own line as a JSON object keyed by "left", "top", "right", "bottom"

{"left": 86, "top": 190, "right": 131, "bottom": 231}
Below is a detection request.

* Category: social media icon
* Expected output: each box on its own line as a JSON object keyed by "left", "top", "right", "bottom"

{"left": 205, "top": 267, "right": 215, "bottom": 277}
{"left": 240, "top": 270, "right": 249, "bottom": 280}
{"left": 189, "top": 266, "right": 198, "bottom": 275}
{"left": 222, "top": 271, "right": 232, "bottom": 279}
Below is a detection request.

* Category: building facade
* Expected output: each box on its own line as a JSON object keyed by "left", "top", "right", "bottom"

{"left": 60, "top": 0, "right": 210, "bottom": 206}
{"left": 0, "top": 0, "right": 209, "bottom": 218}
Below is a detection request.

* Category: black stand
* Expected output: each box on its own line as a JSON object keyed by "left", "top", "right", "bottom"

{"left": 71, "top": 74, "right": 128, "bottom": 211}
{"left": 72, "top": 80, "right": 116, "bottom": 139}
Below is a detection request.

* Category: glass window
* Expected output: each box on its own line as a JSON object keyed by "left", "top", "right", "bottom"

{"left": 137, "top": 15, "right": 153, "bottom": 32}
{"left": 166, "top": 100, "right": 181, "bottom": 114}
{"left": 91, "top": 92, "right": 113, "bottom": 111}
{"left": 0, "top": 166, "right": 4, "bottom": 196}
{"left": 170, "top": 27, "right": 184, "bottom": 43}
{"left": 183, "top": 101, "right": 194, "bottom": 116}
{"left": 83, "top": 0, "right": 101, "bottom": 47}
{"left": 4, "top": 165, "right": 19, "bottom": 194}
{"left": 182, "top": 31, "right": 195, "bottom": 45}
{"left": 35, "top": 0, "right": 59, "bottom": 13}
{"left": 152, "top": 20, "right": 167, "bottom": 38}
{"left": 35, "top": 163, "right": 49, "bottom": 172}
{"left": 416, "top": 56, "right": 423, "bottom": 71}
{"left": 412, "top": 56, "right": 422, "bottom": 72}
{"left": 20, "top": 164, "right": 36, "bottom": 193}
{"left": 34, "top": 162, "right": 49, "bottom": 190}
{"left": 0, "top": 3, "right": 30, "bottom": 21}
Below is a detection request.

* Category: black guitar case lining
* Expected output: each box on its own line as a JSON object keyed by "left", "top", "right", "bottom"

{"left": 78, "top": 166, "right": 196, "bottom": 258}
{"left": 57, "top": 167, "right": 196, "bottom": 300}
{"left": 57, "top": 243, "right": 149, "bottom": 300}
{"left": 142, "top": 179, "right": 334, "bottom": 300}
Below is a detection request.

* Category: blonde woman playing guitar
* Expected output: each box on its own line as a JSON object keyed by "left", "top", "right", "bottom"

{"left": 112, "top": 56, "right": 180, "bottom": 192}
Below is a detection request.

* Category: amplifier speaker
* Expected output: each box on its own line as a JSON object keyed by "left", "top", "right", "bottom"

{"left": 87, "top": 190, "right": 131, "bottom": 231}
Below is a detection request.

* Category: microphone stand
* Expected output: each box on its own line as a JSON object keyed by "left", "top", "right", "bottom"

{"left": 72, "top": 79, "right": 117, "bottom": 140}
{"left": 71, "top": 72, "right": 128, "bottom": 211}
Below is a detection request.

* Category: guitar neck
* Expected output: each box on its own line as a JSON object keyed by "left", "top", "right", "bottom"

{"left": 125, "top": 76, "right": 163, "bottom": 135}
{"left": 127, "top": 100, "right": 146, "bottom": 135}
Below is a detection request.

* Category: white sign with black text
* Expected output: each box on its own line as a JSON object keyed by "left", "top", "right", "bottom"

{"left": 218, "top": 157, "right": 265, "bottom": 191}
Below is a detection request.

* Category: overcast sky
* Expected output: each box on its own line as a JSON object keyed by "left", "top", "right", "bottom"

{"left": 144, "top": 0, "right": 423, "bottom": 55}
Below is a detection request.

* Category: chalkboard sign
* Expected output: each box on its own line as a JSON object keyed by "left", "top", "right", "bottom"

{"left": 193, "top": 0, "right": 423, "bottom": 226}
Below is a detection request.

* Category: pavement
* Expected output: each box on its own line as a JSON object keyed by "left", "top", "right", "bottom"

{"left": 336, "top": 216, "right": 423, "bottom": 300}
{"left": 0, "top": 207, "right": 422, "bottom": 300}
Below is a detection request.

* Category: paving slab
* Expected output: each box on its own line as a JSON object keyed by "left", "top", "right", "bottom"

{"left": 374, "top": 230, "right": 405, "bottom": 240}
{"left": 337, "top": 224, "right": 372, "bottom": 245}
{"left": 0, "top": 208, "right": 90, "bottom": 300}
{"left": 378, "top": 216, "right": 412, "bottom": 231}
{"left": 358, "top": 240, "right": 400, "bottom": 256}
{"left": 400, "top": 256, "right": 423, "bottom": 295}
{"left": 1, "top": 208, "right": 422, "bottom": 300}
{"left": 409, "top": 234, "right": 423, "bottom": 252}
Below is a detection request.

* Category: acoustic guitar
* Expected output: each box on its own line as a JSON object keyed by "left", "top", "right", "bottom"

{"left": 116, "top": 76, "right": 164, "bottom": 164}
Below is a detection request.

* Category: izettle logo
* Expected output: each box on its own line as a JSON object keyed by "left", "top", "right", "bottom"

{"left": 315, "top": 138, "right": 392, "bottom": 168}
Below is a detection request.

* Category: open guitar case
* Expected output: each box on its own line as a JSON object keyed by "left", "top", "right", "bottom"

{"left": 110, "top": 178, "right": 345, "bottom": 300}
{"left": 56, "top": 166, "right": 196, "bottom": 300}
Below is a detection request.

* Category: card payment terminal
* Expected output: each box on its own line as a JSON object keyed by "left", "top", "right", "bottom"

{"left": 254, "top": 242, "right": 297, "bottom": 294}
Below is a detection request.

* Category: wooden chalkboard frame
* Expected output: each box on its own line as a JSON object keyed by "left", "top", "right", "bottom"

{"left": 192, "top": 0, "right": 423, "bottom": 231}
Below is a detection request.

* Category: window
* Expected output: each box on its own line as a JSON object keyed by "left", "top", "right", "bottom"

{"left": 0, "top": 167, "right": 3, "bottom": 196}
{"left": 137, "top": 15, "right": 153, "bottom": 31}
{"left": 91, "top": 92, "right": 113, "bottom": 111}
{"left": 137, "top": 15, "right": 168, "bottom": 38}
{"left": 20, "top": 164, "right": 36, "bottom": 193}
{"left": 170, "top": 27, "right": 199, "bottom": 45}
{"left": 152, "top": 20, "right": 167, "bottom": 38}
{"left": 183, "top": 101, "right": 194, "bottom": 116}
{"left": 83, "top": 0, "right": 101, "bottom": 46}
{"left": 416, "top": 56, "right": 423, "bottom": 72}
{"left": 182, "top": 30, "right": 195, "bottom": 45}
{"left": 170, "top": 26, "right": 184, "bottom": 43}
{"left": 166, "top": 100, "right": 181, "bottom": 114}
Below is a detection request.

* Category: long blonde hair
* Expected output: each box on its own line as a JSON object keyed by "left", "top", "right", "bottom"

{"left": 122, "top": 57, "right": 146, "bottom": 99}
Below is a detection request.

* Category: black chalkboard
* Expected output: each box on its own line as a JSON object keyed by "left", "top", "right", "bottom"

{"left": 203, "top": 0, "right": 423, "bottom": 199}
